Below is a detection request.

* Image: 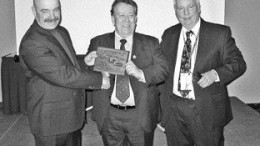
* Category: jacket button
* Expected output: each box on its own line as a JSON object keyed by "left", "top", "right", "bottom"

{"left": 73, "top": 92, "right": 76, "bottom": 95}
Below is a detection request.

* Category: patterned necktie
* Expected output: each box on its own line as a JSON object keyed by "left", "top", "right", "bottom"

{"left": 116, "top": 39, "right": 130, "bottom": 103}
{"left": 178, "top": 31, "right": 193, "bottom": 97}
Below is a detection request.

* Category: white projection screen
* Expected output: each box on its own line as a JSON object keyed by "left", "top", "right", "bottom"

{"left": 15, "top": 0, "right": 225, "bottom": 54}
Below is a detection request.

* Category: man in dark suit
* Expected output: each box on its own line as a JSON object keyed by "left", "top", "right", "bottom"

{"left": 159, "top": 0, "right": 247, "bottom": 145}
{"left": 85, "top": 0, "right": 169, "bottom": 145}
{"left": 19, "top": 0, "right": 110, "bottom": 145}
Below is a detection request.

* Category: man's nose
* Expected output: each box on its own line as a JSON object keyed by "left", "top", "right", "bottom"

{"left": 49, "top": 11, "right": 55, "bottom": 19}
{"left": 184, "top": 8, "right": 190, "bottom": 15}
{"left": 123, "top": 16, "right": 131, "bottom": 22}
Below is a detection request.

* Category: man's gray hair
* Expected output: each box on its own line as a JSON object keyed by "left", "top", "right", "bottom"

{"left": 173, "top": 0, "right": 200, "bottom": 5}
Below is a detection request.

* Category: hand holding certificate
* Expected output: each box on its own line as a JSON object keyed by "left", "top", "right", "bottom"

{"left": 84, "top": 51, "right": 97, "bottom": 66}
{"left": 94, "top": 47, "right": 129, "bottom": 75}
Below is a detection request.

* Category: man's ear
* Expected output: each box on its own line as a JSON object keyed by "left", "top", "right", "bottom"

{"left": 111, "top": 15, "right": 115, "bottom": 26}
{"left": 31, "top": 6, "right": 37, "bottom": 18}
{"left": 198, "top": 3, "right": 201, "bottom": 13}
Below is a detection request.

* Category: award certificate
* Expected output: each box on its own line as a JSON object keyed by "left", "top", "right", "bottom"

{"left": 94, "top": 47, "right": 129, "bottom": 75}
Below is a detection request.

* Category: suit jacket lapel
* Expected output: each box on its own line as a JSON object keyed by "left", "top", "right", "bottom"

{"left": 193, "top": 19, "right": 209, "bottom": 74}
{"left": 165, "top": 26, "right": 181, "bottom": 96}
{"left": 101, "top": 32, "right": 115, "bottom": 49}
{"left": 131, "top": 33, "right": 142, "bottom": 67}
{"left": 193, "top": 19, "right": 211, "bottom": 97}
{"left": 56, "top": 28, "right": 81, "bottom": 69}
{"left": 129, "top": 33, "right": 143, "bottom": 104}
{"left": 169, "top": 29, "right": 181, "bottom": 75}
{"left": 32, "top": 21, "right": 81, "bottom": 69}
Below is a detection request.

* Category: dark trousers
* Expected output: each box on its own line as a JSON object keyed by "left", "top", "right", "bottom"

{"left": 101, "top": 106, "right": 155, "bottom": 146}
{"left": 165, "top": 96, "right": 224, "bottom": 146}
{"left": 33, "top": 129, "right": 82, "bottom": 146}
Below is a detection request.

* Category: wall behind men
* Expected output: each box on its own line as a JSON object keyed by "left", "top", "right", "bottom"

{"left": 0, "top": 0, "right": 17, "bottom": 103}
{"left": 15, "top": 0, "right": 224, "bottom": 54}
{"left": 225, "top": 0, "right": 260, "bottom": 103}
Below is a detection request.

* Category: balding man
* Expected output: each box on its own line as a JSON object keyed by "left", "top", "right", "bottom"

{"left": 19, "top": 0, "right": 110, "bottom": 145}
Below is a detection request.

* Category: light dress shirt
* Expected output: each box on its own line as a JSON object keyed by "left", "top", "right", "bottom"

{"left": 173, "top": 19, "right": 201, "bottom": 100}
{"left": 111, "top": 32, "right": 146, "bottom": 106}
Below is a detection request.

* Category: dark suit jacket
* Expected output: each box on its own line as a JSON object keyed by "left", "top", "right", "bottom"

{"left": 87, "top": 32, "right": 169, "bottom": 133}
{"left": 19, "top": 20, "right": 102, "bottom": 136}
{"left": 159, "top": 19, "right": 246, "bottom": 129}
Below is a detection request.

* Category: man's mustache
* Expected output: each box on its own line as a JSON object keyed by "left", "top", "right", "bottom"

{"left": 44, "top": 18, "right": 59, "bottom": 23}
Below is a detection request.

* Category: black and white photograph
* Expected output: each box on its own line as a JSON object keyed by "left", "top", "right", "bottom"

{"left": 0, "top": 0, "right": 259, "bottom": 146}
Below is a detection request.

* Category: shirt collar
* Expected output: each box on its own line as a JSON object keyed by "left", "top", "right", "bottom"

{"left": 182, "top": 18, "right": 201, "bottom": 37}
{"left": 115, "top": 31, "right": 133, "bottom": 44}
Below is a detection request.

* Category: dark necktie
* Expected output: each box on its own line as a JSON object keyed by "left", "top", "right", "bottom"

{"left": 178, "top": 31, "right": 193, "bottom": 97}
{"left": 116, "top": 39, "right": 130, "bottom": 103}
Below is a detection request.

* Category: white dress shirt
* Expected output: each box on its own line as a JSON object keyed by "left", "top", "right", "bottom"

{"left": 173, "top": 19, "right": 201, "bottom": 100}
{"left": 110, "top": 32, "right": 146, "bottom": 106}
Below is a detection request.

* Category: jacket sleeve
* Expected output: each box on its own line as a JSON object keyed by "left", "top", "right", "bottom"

{"left": 20, "top": 38, "right": 102, "bottom": 90}
{"left": 214, "top": 26, "right": 247, "bottom": 84}
{"left": 142, "top": 38, "right": 169, "bottom": 86}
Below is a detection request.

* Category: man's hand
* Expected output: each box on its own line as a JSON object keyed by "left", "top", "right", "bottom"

{"left": 197, "top": 69, "right": 218, "bottom": 88}
{"left": 101, "top": 71, "right": 110, "bottom": 89}
{"left": 126, "top": 61, "right": 142, "bottom": 80}
{"left": 84, "top": 51, "right": 97, "bottom": 66}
